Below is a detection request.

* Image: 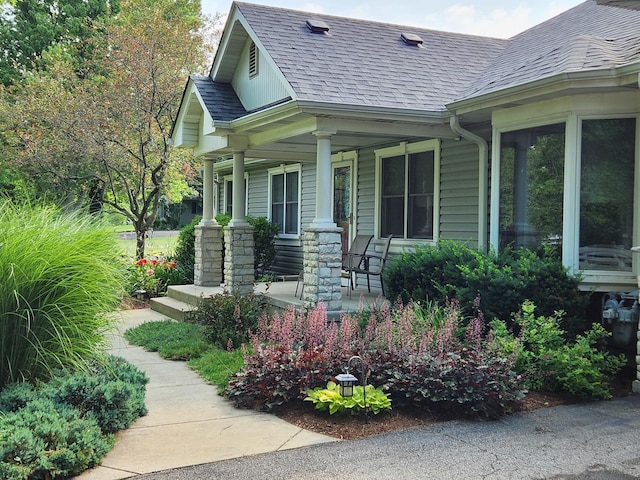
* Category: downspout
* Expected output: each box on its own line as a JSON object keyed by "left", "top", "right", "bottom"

{"left": 449, "top": 115, "right": 489, "bottom": 252}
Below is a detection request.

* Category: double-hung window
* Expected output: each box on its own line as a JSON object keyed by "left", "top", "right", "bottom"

{"left": 376, "top": 140, "right": 439, "bottom": 240}
{"left": 223, "top": 174, "right": 248, "bottom": 216}
{"left": 269, "top": 165, "right": 300, "bottom": 236}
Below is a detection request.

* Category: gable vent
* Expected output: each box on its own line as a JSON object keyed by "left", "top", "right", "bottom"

{"left": 401, "top": 32, "right": 424, "bottom": 46}
{"left": 249, "top": 41, "right": 258, "bottom": 77}
{"left": 306, "top": 18, "right": 330, "bottom": 33}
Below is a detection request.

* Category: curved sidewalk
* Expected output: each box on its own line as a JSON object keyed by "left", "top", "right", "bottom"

{"left": 76, "top": 309, "right": 336, "bottom": 480}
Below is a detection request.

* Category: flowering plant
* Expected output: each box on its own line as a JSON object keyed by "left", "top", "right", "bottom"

{"left": 129, "top": 258, "right": 181, "bottom": 297}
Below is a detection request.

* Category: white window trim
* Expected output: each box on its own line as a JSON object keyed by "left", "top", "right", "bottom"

{"left": 490, "top": 92, "right": 639, "bottom": 288}
{"left": 268, "top": 163, "right": 301, "bottom": 238}
{"left": 374, "top": 139, "right": 440, "bottom": 244}
{"left": 223, "top": 173, "right": 249, "bottom": 216}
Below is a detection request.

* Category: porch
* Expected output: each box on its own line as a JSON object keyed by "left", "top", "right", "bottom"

{"left": 150, "top": 279, "right": 387, "bottom": 322}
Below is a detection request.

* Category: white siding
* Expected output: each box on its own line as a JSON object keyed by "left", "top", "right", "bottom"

{"left": 231, "top": 39, "right": 290, "bottom": 112}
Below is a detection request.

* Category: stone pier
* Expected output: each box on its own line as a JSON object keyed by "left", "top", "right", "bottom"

{"left": 223, "top": 225, "right": 255, "bottom": 295}
{"left": 302, "top": 227, "right": 343, "bottom": 313}
{"left": 194, "top": 225, "right": 223, "bottom": 287}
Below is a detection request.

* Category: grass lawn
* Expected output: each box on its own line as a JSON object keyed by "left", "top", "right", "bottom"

{"left": 118, "top": 234, "right": 179, "bottom": 259}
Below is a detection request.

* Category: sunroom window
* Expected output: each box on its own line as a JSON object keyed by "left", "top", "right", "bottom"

{"left": 379, "top": 144, "right": 436, "bottom": 240}
{"left": 269, "top": 165, "right": 300, "bottom": 236}
{"left": 499, "top": 123, "right": 566, "bottom": 252}
{"left": 579, "top": 118, "right": 636, "bottom": 271}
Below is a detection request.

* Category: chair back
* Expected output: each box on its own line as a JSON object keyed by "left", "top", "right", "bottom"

{"left": 342, "top": 234, "right": 373, "bottom": 269}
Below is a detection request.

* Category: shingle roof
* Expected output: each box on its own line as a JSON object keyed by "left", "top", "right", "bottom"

{"left": 234, "top": 2, "right": 508, "bottom": 113}
{"left": 190, "top": 75, "right": 247, "bottom": 121}
{"left": 463, "top": 0, "right": 640, "bottom": 99}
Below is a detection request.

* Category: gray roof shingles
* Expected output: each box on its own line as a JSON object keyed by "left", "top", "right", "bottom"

{"left": 235, "top": 1, "right": 508, "bottom": 112}
{"left": 190, "top": 75, "right": 247, "bottom": 121}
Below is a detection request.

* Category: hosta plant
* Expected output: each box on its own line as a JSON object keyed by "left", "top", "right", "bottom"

{"left": 305, "top": 381, "right": 391, "bottom": 415}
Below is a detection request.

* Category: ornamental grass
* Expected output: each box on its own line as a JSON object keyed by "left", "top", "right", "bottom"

{"left": 0, "top": 201, "right": 127, "bottom": 389}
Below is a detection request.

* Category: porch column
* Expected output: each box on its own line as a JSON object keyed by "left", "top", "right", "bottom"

{"left": 224, "top": 150, "right": 254, "bottom": 294}
{"left": 303, "top": 130, "right": 342, "bottom": 313}
{"left": 194, "top": 158, "right": 223, "bottom": 286}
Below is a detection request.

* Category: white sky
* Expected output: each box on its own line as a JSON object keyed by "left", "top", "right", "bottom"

{"left": 201, "top": 0, "right": 585, "bottom": 39}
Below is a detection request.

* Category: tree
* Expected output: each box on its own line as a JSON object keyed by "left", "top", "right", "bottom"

{"left": 0, "top": 0, "right": 218, "bottom": 258}
{"left": 0, "top": 0, "right": 120, "bottom": 85}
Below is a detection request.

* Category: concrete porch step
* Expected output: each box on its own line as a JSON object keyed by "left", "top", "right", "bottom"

{"left": 149, "top": 296, "right": 194, "bottom": 322}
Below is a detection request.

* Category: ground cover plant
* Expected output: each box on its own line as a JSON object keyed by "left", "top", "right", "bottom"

{"left": 0, "top": 356, "right": 148, "bottom": 479}
{"left": 0, "top": 201, "right": 127, "bottom": 389}
{"left": 224, "top": 300, "right": 526, "bottom": 419}
{"left": 124, "top": 320, "right": 244, "bottom": 392}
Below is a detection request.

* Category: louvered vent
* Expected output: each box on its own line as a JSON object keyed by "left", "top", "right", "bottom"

{"left": 401, "top": 32, "right": 424, "bottom": 46}
{"left": 306, "top": 18, "right": 330, "bottom": 33}
{"left": 249, "top": 41, "right": 258, "bottom": 77}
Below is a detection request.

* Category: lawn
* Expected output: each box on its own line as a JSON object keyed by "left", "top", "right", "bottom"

{"left": 118, "top": 232, "right": 179, "bottom": 259}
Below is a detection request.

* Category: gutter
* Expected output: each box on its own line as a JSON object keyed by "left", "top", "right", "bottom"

{"left": 449, "top": 115, "right": 489, "bottom": 252}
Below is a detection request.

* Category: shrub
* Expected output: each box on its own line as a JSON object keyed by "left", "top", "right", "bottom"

{"left": 489, "top": 301, "right": 626, "bottom": 399}
{"left": 246, "top": 216, "right": 279, "bottom": 278}
{"left": 172, "top": 215, "right": 201, "bottom": 283}
{"left": 0, "top": 201, "right": 127, "bottom": 389}
{"left": 384, "top": 240, "right": 588, "bottom": 334}
{"left": 183, "top": 291, "right": 267, "bottom": 349}
{"left": 0, "top": 356, "right": 147, "bottom": 479}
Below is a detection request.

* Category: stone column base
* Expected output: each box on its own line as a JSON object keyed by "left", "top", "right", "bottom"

{"left": 223, "top": 225, "right": 255, "bottom": 295}
{"left": 302, "top": 227, "right": 342, "bottom": 313}
{"left": 194, "top": 225, "right": 223, "bottom": 286}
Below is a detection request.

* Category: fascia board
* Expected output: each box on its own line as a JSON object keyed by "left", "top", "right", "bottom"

{"left": 295, "top": 100, "right": 449, "bottom": 123}
{"left": 448, "top": 66, "right": 639, "bottom": 115}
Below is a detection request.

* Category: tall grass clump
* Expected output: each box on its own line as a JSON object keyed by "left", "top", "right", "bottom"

{"left": 0, "top": 201, "right": 127, "bottom": 389}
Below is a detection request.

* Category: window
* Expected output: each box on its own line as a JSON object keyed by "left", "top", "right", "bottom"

{"left": 499, "top": 123, "right": 566, "bottom": 251}
{"left": 269, "top": 165, "right": 300, "bottom": 236}
{"left": 249, "top": 41, "right": 258, "bottom": 78}
{"left": 579, "top": 118, "right": 636, "bottom": 271}
{"left": 376, "top": 140, "right": 438, "bottom": 240}
{"left": 223, "top": 175, "right": 249, "bottom": 216}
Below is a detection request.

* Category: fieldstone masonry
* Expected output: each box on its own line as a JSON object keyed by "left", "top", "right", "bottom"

{"left": 194, "top": 225, "right": 223, "bottom": 286}
{"left": 302, "top": 227, "right": 343, "bottom": 313}
{"left": 224, "top": 225, "right": 255, "bottom": 295}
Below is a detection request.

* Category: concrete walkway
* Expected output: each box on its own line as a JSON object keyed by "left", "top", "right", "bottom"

{"left": 75, "top": 309, "right": 335, "bottom": 480}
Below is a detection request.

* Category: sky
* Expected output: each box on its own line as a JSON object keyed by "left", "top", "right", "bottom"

{"left": 201, "top": 0, "right": 586, "bottom": 39}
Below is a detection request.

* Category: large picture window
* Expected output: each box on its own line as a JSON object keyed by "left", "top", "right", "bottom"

{"left": 499, "top": 123, "right": 566, "bottom": 251}
{"left": 377, "top": 141, "right": 437, "bottom": 240}
{"left": 269, "top": 165, "right": 300, "bottom": 236}
{"left": 579, "top": 118, "right": 636, "bottom": 271}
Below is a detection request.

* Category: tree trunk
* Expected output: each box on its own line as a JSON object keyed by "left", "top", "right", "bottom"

{"left": 135, "top": 228, "right": 146, "bottom": 260}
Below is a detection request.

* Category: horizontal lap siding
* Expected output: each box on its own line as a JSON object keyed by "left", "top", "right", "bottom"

{"left": 439, "top": 138, "right": 480, "bottom": 246}
{"left": 356, "top": 146, "right": 376, "bottom": 237}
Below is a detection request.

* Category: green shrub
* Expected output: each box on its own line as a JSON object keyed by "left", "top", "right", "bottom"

{"left": 0, "top": 201, "right": 127, "bottom": 389}
{"left": 0, "top": 398, "right": 113, "bottom": 479}
{"left": 246, "top": 216, "right": 279, "bottom": 278}
{"left": 489, "top": 301, "right": 625, "bottom": 399}
{"left": 172, "top": 215, "right": 202, "bottom": 283}
{"left": 384, "top": 240, "right": 588, "bottom": 334}
{"left": 305, "top": 381, "right": 392, "bottom": 415}
{"left": 183, "top": 291, "right": 267, "bottom": 349}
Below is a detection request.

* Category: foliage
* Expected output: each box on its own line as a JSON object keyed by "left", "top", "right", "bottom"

{"left": 305, "top": 381, "right": 392, "bottom": 415}
{"left": 0, "top": 355, "right": 147, "bottom": 479}
{"left": 183, "top": 291, "right": 267, "bottom": 349}
{"left": 224, "top": 301, "right": 525, "bottom": 418}
{"left": 383, "top": 240, "right": 588, "bottom": 335}
{"left": 127, "top": 258, "right": 183, "bottom": 297}
{"left": 0, "top": 0, "right": 209, "bottom": 259}
{"left": 489, "top": 301, "right": 626, "bottom": 399}
{"left": 0, "top": 201, "right": 126, "bottom": 389}
{"left": 124, "top": 320, "right": 211, "bottom": 361}
{"left": 246, "top": 216, "right": 279, "bottom": 278}
{"left": 173, "top": 215, "right": 201, "bottom": 283}
{"left": 124, "top": 320, "right": 246, "bottom": 392}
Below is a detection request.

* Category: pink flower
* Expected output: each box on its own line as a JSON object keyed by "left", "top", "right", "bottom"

{"left": 146, "top": 268, "right": 155, "bottom": 276}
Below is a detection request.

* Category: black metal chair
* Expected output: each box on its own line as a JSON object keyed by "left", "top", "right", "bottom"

{"left": 346, "top": 234, "right": 393, "bottom": 297}
{"left": 341, "top": 234, "right": 374, "bottom": 298}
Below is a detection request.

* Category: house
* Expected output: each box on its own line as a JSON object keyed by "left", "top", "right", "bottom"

{"left": 170, "top": 0, "right": 640, "bottom": 316}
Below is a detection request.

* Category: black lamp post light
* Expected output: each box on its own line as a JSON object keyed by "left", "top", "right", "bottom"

{"left": 335, "top": 355, "right": 367, "bottom": 418}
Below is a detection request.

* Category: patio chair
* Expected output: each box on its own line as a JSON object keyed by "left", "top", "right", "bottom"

{"left": 346, "top": 234, "right": 393, "bottom": 298}
{"left": 342, "top": 234, "right": 374, "bottom": 298}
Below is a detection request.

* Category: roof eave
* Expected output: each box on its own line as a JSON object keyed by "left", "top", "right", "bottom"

{"left": 448, "top": 65, "right": 640, "bottom": 115}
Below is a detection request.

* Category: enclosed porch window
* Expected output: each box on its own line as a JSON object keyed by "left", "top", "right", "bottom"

{"left": 579, "top": 118, "right": 636, "bottom": 271}
{"left": 269, "top": 165, "right": 300, "bottom": 236}
{"left": 499, "top": 123, "right": 566, "bottom": 252}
